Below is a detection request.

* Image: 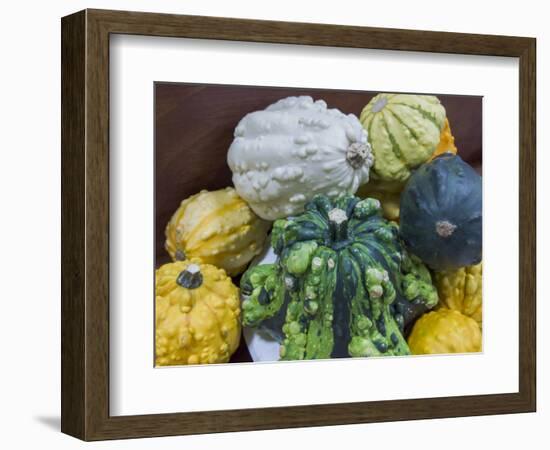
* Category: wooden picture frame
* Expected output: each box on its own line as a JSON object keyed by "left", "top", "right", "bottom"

{"left": 61, "top": 9, "right": 536, "bottom": 441}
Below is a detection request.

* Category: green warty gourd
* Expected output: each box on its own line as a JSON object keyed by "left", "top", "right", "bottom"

{"left": 240, "top": 194, "right": 439, "bottom": 360}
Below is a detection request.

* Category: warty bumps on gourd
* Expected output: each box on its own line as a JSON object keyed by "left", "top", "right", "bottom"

{"left": 240, "top": 194, "right": 439, "bottom": 360}
{"left": 227, "top": 96, "right": 374, "bottom": 221}
{"left": 434, "top": 262, "right": 482, "bottom": 327}
{"left": 155, "top": 259, "right": 241, "bottom": 366}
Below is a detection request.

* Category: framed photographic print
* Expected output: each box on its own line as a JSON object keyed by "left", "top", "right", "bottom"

{"left": 61, "top": 9, "right": 536, "bottom": 441}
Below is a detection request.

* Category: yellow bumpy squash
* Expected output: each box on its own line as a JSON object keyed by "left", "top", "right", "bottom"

{"left": 165, "top": 187, "right": 271, "bottom": 276}
{"left": 357, "top": 119, "right": 458, "bottom": 221}
{"left": 434, "top": 262, "right": 482, "bottom": 327}
{"left": 155, "top": 259, "right": 241, "bottom": 366}
{"left": 408, "top": 309, "right": 481, "bottom": 355}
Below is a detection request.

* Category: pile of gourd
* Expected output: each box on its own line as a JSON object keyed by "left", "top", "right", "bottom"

{"left": 155, "top": 94, "right": 482, "bottom": 366}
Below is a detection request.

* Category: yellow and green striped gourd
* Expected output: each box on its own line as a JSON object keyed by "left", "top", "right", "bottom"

{"left": 359, "top": 93, "right": 447, "bottom": 184}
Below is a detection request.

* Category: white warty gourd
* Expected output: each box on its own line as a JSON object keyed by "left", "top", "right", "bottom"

{"left": 227, "top": 96, "right": 374, "bottom": 220}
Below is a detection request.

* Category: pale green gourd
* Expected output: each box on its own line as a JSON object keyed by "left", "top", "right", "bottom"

{"left": 228, "top": 96, "right": 374, "bottom": 220}
{"left": 360, "top": 93, "right": 446, "bottom": 183}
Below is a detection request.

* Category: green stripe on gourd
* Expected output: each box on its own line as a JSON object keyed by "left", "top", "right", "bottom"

{"left": 240, "top": 193, "right": 438, "bottom": 360}
{"left": 360, "top": 94, "right": 446, "bottom": 183}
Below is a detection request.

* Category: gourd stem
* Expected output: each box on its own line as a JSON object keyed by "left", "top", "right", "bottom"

{"left": 346, "top": 143, "right": 370, "bottom": 169}
{"left": 435, "top": 220, "right": 457, "bottom": 238}
{"left": 331, "top": 221, "right": 348, "bottom": 242}
{"left": 328, "top": 208, "right": 349, "bottom": 242}
{"left": 176, "top": 264, "right": 203, "bottom": 289}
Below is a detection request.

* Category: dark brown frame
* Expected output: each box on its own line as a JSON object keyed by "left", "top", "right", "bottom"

{"left": 61, "top": 9, "right": 536, "bottom": 441}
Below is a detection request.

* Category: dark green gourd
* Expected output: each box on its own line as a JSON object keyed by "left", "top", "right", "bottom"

{"left": 240, "top": 194, "right": 438, "bottom": 360}
{"left": 399, "top": 154, "right": 482, "bottom": 271}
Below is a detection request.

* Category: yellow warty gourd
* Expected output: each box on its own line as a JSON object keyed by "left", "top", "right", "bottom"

{"left": 165, "top": 187, "right": 271, "bottom": 276}
{"left": 155, "top": 259, "right": 241, "bottom": 366}
{"left": 408, "top": 309, "right": 481, "bottom": 355}
{"left": 434, "top": 262, "right": 482, "bottom": 327}
{"left": 357, "top": 119, "right": 458, "bottom": 221}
